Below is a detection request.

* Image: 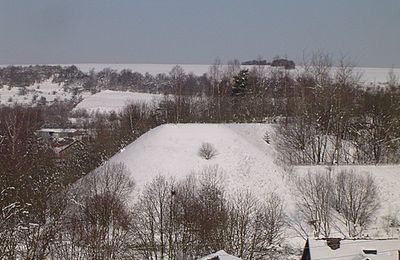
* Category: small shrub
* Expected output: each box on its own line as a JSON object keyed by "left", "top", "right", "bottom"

{"left": 17, "top": 87, "right": 27, "bottom": 96}
{"left": 198, "top": 142, "right": 218, "bottom": 160}
{"left": 263, "top": 130, "right": 271, "bottom": 144}
{"left": 32, "top": 94, "right": 38, "bottom": 102}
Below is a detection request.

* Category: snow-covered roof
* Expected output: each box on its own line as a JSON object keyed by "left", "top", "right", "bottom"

{"left": 37, "top": 128, "right": 81, "bottom": 133}
{"left": 308, "top": 238, "right": 400, "bottom": 260}
{"left": 199, "top": 250, "right": 242, "bottom": 260}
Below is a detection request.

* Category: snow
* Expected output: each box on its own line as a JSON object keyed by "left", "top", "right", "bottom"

{"left": 72, "top": 90, "right": 165, "bottom": 113}
{"left": 308, "top": 238, "right": 400, "bottom": 260}
{"left": 108, "top": 123, "right": 291, "bottom": 201}
{"left": 199, "top": 250, "right": 242, "bottom": 260}
{"left": 0, "top": 79, "right": 85, "bottom": 106}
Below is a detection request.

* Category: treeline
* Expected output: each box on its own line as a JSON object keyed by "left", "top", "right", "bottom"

{"left": 275, "top": 53, "right": 400, "bottom": 165}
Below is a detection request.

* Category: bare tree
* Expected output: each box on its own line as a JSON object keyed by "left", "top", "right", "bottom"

{"left": 333, "top": 170, "right": 380, "bottom": 237}
{"left": 228, "top": 191, "right": 286, "bottom": 260}
{"left": 198, "top": 142, "right": 218, "bottom": 160}
{"left": 387, "top": 67, "right": 399, "bottom": 89}
{"left": 169, "top": 65, "right": 186, "bottom": 123}
{"left": 130, "top": 175, "right": 175, "bottom": 260}
{"left": 59, "top": 163, "right": 135, "bottom": 259}
{"left": 291, "top": 169, "right": 380, "bottom": 239}
{"left": 208, "top": 59, "right": 223, "bottom": 119}
{"left": 292, "top": 171, "right": 334, "bottom": 238}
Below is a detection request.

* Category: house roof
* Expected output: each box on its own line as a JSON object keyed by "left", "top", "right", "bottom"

{"left": 199, "top": 250, "right": 242, "bottom": 260}
{"left": 308, "top": 238, "right": 400, "bottom": 260}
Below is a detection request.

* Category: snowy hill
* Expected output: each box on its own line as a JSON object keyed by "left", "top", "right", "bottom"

{"left": 105, "top": 123, "right": 400, "bottom": 239}
{"left": 108, "top": 123, "right": 290, "bottom": 200}
{"left": 73, "top": 90, "right": 165, "bottom": 114}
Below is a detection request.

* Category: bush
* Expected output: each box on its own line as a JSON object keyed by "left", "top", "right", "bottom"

{"left": 198, "top": 142, "right": 218, "bottom": 160}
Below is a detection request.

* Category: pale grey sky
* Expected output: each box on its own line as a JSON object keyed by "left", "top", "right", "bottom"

{"left": 0, "top": 0, "right": 399, "bottom": 67}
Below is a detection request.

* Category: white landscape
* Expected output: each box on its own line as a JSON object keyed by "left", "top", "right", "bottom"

{"left": 2, "top": 1, "right": 400, "bottom": 259}
{"left": 1, "top": 61, "right": 400, "bottom": 259}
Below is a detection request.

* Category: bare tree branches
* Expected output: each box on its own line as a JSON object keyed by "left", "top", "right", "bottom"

{"left": 292, "top": 169, "right": 380, "bottom": 238}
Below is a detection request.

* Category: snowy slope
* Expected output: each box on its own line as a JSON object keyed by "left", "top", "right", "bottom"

{"left": 108, "top": 123, "right": 290, "bottom": 200}
{"left": 73, "top": 90, "right": 165, "bottom": 113}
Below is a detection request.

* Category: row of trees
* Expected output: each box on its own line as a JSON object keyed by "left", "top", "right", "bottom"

{"left": 1, "top": 163, "right": 289, "bottom": 260}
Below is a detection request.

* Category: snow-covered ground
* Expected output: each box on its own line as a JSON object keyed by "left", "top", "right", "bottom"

{"left": 72, "top": 90, "right": 166, "bottom": 114}
{"left": 105, "top": 123, "right": 400, "bottom": 241}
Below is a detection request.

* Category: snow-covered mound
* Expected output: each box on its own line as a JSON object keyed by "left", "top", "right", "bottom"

{"left": 108, "top": 123, "right": 290, "bottom": 199}
{"left": 73, "top": 90, "right": 165, "bottom": 114}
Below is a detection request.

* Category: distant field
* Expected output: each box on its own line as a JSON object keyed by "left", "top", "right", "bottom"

{"left": 73, "top": 90, "right": 165, "bottom": 114}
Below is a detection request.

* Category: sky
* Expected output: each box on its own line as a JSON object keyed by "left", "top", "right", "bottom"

{"left": 0, "top": 0, "right": 399, "bottom": 67}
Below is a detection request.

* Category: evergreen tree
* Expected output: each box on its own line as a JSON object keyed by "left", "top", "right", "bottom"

{"left": 232, "top": 69, "right": 249, "bottom": 96}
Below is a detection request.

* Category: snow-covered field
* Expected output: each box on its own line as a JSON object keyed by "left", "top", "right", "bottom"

{"left": 72, "top": 90, "right": 165, "bottom": 114}
{"left": 0, "top": 79, "right": 92, "bottom": 106}
{"left": 0, "top": 79, "right": 78, "bottom": 105}
{"left": 105, "top": 123, "right": 400, "bottom": 240}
